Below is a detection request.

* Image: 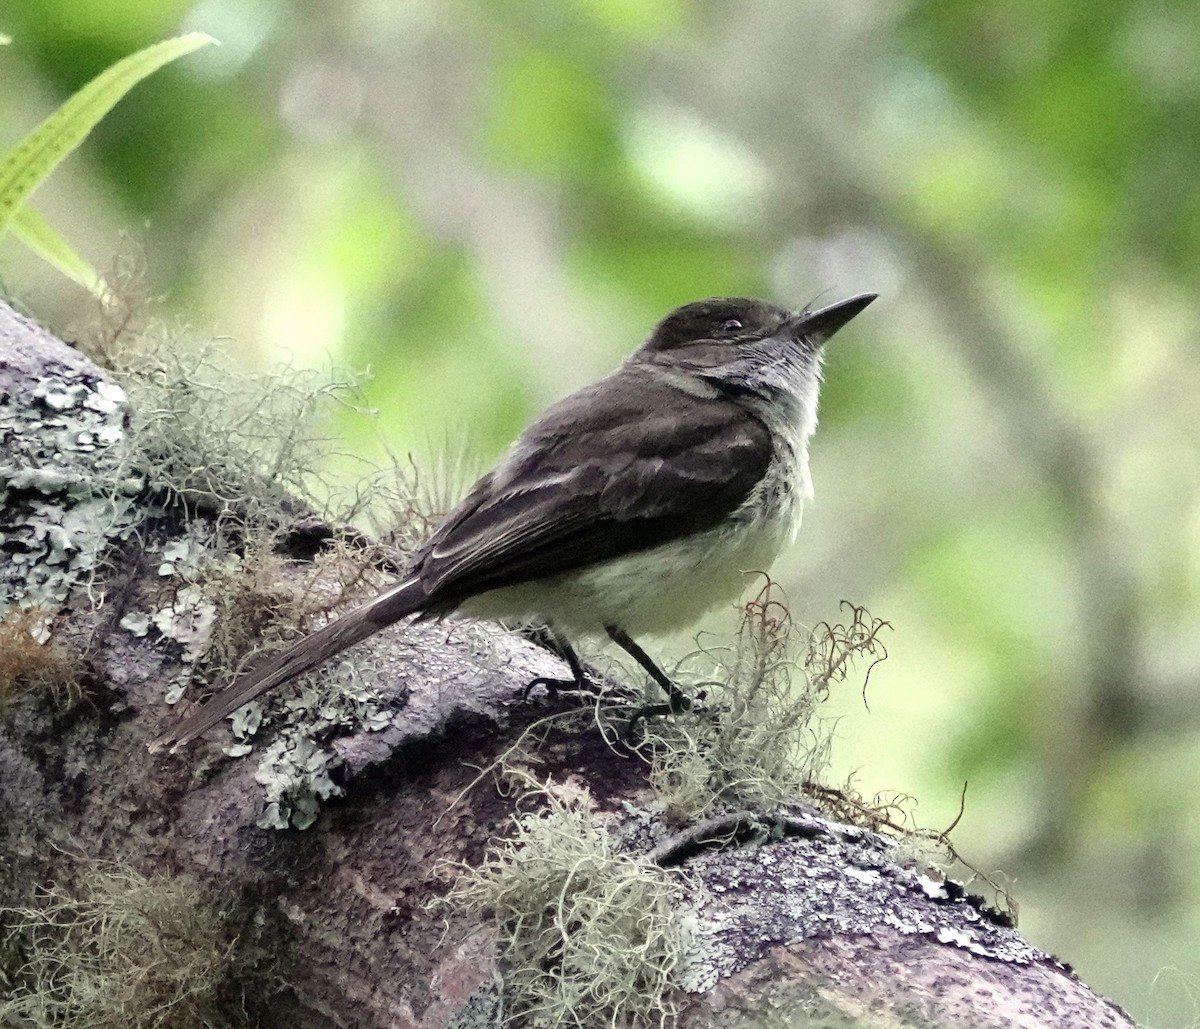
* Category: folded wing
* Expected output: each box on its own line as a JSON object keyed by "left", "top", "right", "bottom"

{"left": 410, "top": 371, "right": 773, "bottom": 608}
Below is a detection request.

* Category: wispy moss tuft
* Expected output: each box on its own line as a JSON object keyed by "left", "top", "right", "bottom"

{"left": 446, "top": 790, "right": 686, "bottom": 1028}
{"left": 636, "top": 580, "right": 891, "bottom": 824}
{"left": 0, "top": 863, "right": 252, "bottom": 1028}
{"left": 111, "top": 332, "right": 364, "bottom": 533}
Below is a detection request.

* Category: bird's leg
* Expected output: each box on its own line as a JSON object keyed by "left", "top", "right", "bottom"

{"left": 604, "top": 625, "right": 692, "bottom": 737}
{"left": 605, "top": 626, "right": 690, "bottom": 709}
{"left": 525, "top": 628, "right": 600, "bottom": 700}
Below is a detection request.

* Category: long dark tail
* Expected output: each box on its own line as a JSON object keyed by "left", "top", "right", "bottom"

{"left": 149, "top": 576, "right": 427, "bottom": 754}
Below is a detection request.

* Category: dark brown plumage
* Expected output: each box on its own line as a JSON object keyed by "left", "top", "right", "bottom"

{"left": 150, "top": 293, "right": 875, "bottom": 753}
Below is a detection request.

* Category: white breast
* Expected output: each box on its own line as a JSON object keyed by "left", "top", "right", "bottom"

{"left": 459, "top": 455, "right": 807, "bottom": 638}
{"left": 460, "top": 388, "right": 817, "bottom": 639}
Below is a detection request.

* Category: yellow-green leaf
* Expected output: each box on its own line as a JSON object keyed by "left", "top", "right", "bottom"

{"left": 9, "top": 206, "right": 105, "bottom": 295}
{"left": 0, "top": 32, "right": 215, "bottom": 236}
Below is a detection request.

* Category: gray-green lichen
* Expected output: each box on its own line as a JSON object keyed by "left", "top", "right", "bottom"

{"left": 126, "top": 531, "right": 225, "bottom": 700}
{"left": 248, "top": 663, "right": 393, "bottom": 829}
{"left": 139, "top": 527, "right": 400, "bottom": 829}
{"left": 445, "top": 974, "right": 506, "bottom": 1029}
{"left": 670, "top": 812, "right": 1040, "bottom": 996}
{"left": 0, "top": 328, "right": 141, "bottom": 629}
{"left": 2, "top": 303, "right": 403, "bottom": 831}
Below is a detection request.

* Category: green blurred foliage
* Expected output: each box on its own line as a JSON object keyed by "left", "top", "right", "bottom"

{"left": 3, "top": 1, "right": 1199, "bottom": 1024}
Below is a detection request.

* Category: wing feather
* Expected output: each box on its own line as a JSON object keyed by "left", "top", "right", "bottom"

{"left": 409, "top": 369, "right": 772, "bottom": 607}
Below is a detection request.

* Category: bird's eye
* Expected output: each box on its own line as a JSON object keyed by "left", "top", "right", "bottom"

{"left": 718, "top": 318, "right": 743, "bottom": 334}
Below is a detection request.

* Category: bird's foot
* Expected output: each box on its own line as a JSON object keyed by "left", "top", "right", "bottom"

{"left": 624, "top": 685, "right": 695, "bottom": 743}
{"left": 524, "top": 673, "right": 604, "bottom": 703}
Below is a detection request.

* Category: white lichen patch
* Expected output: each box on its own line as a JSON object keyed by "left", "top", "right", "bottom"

{"left": 158, "top": 537, "right": 199, "bottom": 576}
{"left": 935, "top": 925, "right": 994, "bottom": 957}
{"left": 674, "top": 908, "right": 720, "bottom": 994}
{"left": 845, "top": 866, "right": 883, "bottom": 885}
{"left": 119, "top": 611, "right": 151, "bottom": 636}
{"left": 672, "top": 818, "right": 1040, "bottom": 991}
{"left": 151, "top": 585, "right": 218, "bottom": 665}
{"left": 918, "top": 872, "right": 950, "bottom": 899}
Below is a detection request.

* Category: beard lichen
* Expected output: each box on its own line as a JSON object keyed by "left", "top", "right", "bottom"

{"left": 0, "top": 861, "right": 254, "bottom": 1029}
{"left": 55, "top": 291, "right": 421, "bottom": 828}
{"left": 444, "top": 788, "right": 687, "bottom": 1028}
{"left": 632, "top": 580, "right": 890, "bottom": 825}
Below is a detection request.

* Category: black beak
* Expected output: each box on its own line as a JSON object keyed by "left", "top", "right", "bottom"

{"left": 793, "top": 292, "right": 877, "bottom": 344}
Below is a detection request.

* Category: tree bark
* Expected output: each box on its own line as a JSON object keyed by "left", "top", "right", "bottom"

{"left": 0, "top": 300, "right": 1133, "bottom": 1028}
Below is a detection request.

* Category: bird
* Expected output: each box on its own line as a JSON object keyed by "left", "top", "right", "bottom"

{"left": 149, "top": 292, "right": 876, "bottom": 753}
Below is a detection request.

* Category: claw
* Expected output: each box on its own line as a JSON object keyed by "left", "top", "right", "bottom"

{"left": 623, "top": 689, "right": 693, "bottom": 743}
{"left": 524, "top": 675, "right": 602, "bottom": 702}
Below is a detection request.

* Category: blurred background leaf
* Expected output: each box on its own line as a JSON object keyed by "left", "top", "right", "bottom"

{"left": 0, "top": 30, "right": 212, "bottom": 289}
{"left": 2, "top": 2, "right": 1198, "bottom": 1024}
{"left": 8, "top": 206, "right": 101, "bottom": 292}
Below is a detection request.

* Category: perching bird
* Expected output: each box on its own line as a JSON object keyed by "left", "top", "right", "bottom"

{"left": 150, "top": 293, "right": 875, "bottom": 753}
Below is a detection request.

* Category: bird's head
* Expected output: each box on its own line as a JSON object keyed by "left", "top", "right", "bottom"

{"left": 634, "top": 293, "right": 876, "bottom": 409}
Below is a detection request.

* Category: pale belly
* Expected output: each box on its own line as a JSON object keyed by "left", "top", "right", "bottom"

{"left": 456, "top": 512, "right": 798, "bottom": 638}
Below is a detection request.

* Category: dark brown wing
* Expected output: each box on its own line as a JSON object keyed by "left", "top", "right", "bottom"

{"left": 409, "top": 367, "right": 772, "bottom": 608}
